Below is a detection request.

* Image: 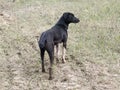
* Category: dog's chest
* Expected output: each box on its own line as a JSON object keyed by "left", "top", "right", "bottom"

{"left": 53, "top": 31, "right": 67, "bottom": 44}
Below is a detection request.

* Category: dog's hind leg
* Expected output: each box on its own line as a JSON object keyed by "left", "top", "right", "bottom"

{"left": 46, "top": 44, "right": 54, "bottom": 80}
{"left": 40, "top": 48, "right": 45, "bottom": 72}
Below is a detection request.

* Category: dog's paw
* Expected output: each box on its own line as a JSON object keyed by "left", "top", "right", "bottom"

{"left": 42, "top": 69, "right": 46, "bottom": 73}
{"left": 48, "top": 77, "right": 54, "bottom": 80}
{"left": 62, "top": 59, "right": 66, "bottom": 63}
{"left": 56, "top": 58, "right": 59, "bottom": 63}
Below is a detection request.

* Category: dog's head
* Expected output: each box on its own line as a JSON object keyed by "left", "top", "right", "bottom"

{"left": 63, "top": 12, "right": 80, "bottom": 24}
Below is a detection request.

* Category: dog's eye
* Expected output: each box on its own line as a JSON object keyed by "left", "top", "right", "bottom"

{"left": 69, "top": 15, "right": 74, "bottom": 19}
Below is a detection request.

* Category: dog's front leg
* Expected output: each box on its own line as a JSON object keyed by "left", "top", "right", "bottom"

{"left": 62, "top": 42, "right": 66, "bottom": 63}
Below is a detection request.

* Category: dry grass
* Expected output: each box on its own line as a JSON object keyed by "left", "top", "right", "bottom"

{"left": 0, "top": 0, "right": 120, "bottom": 90}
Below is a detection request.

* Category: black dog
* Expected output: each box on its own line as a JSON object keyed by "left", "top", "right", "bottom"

{"left": 38, "top": 12, "right": 79, "bottom": 80}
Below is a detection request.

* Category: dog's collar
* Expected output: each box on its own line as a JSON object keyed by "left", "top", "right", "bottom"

{"left": 56, "top": 24, "right": 68, "bottom": 30}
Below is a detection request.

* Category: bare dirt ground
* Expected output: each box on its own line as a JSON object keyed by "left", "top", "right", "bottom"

{"left": 0, "top": 0, "right": 120, "bottom": 90}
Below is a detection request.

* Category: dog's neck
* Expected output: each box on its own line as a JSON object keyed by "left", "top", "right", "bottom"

{"left": 55, "top": 17, "right": 69, "bottom": 30}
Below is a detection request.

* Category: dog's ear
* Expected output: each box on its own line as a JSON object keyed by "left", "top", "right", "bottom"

{"left": 63, "top": 12, "right": 70, "bottom": 20}
{"left": 63, "top": 12, "right": 74, "bottom": 20}
{"left": 63, "top": 13, "right": 69, "bottom": 20}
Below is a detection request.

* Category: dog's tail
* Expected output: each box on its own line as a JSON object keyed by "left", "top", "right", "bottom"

{"left": 39, "top": 32, "right": 46, "bottom": 48}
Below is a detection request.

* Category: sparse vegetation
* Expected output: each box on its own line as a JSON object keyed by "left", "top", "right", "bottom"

{"left": 0, "top": 0, "right": 120, "bottom": 90}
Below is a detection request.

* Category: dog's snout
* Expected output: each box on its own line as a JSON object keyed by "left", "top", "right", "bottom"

{"left": 73, "top": 17, "right": 80, "bottom": 23}
{"left": 76, "top": 18, "right": 80, "bottom": 22}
